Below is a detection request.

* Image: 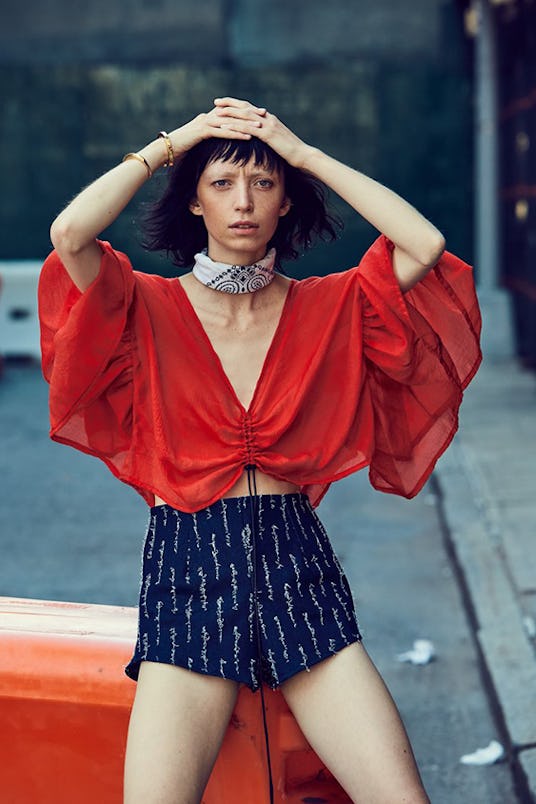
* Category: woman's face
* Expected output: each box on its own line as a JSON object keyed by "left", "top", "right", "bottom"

{"left": 189, "top": 156, "right": 291, "bottom": 265}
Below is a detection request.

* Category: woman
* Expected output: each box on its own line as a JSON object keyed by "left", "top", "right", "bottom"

{"left": 38, "top": 97, "right": 481, "bottom": 803}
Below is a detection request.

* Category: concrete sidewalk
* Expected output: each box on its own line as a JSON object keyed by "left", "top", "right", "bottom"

{"left": 434, "top": 308, "right": 536, "bottom": 800}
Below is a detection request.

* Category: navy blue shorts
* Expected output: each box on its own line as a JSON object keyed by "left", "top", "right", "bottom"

{"left": 125, "top": 493, "right": 361, "bottom": 691}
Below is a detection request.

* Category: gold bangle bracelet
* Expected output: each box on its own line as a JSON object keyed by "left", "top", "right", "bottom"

{"left": 158, "top": 130, "right": 174, "bottom": 167}
{"left": 122, "top": 152, "right": 153, "bottom": 178}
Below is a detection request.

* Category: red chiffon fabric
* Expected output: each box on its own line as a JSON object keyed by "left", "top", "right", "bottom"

{"left": 38, "top": 235, "right": 481, "bottom": 512}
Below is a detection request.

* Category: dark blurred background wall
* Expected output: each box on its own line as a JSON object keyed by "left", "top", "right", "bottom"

{"left": 0, "top": 0, "right": 472, "bottom": 277}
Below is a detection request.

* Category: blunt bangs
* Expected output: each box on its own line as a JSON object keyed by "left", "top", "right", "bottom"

{"left": 194, "top": 138, "right": 285, "bottom": 181}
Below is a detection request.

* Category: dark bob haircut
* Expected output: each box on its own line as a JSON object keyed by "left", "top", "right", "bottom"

{"left": 140, "top": 137, "right": 342, "bottom": 268}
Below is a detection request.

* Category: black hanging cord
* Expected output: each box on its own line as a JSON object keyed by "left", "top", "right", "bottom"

{"left": 245, "top": 463, "right": 275, "bottom": 804}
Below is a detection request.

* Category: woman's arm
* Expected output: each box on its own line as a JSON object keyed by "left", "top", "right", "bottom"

{"left": 50, "top": 139, "right": 164, "bottom": 292}
{"left": 214, "top": 98, "right": 445, "bottom": 292}
{"left": 294, "top": 149, "right": 445, "bottom": 292}
{"left": 50, "top": 107, "right": 263, "bottom": 292}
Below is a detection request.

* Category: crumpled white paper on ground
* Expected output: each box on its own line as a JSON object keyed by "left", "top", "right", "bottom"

{"left": 460, "top": 740, "right": 505, "bottom": 766}
{"left": 396, "top": 639, "right": 436, "bottom": 665}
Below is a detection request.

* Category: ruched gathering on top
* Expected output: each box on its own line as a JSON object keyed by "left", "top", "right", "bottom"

{"left": 37, "top": 235, "right": 482, "bottom": 512}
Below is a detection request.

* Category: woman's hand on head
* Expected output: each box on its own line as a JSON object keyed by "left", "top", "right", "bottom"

{"left": 167, "top": 97, "right": 313, "bottom": 167}
{"left": 165, "top": 104, "right": 259, "bottom": 158}
{"left": 213, "top": 97, "right": 314, "bottom": 168}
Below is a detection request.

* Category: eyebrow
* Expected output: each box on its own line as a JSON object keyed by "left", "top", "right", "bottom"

{"left": 205, "top": 166, "right": 276, "bottom": 178}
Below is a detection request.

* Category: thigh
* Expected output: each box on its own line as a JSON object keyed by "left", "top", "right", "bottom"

{"left": 280, "top": 643, "right": 430, "bottom": 804}
{"left": 124, "top": 661, "right": 239, "bottom": 804}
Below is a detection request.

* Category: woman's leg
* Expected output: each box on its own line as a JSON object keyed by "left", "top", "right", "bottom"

{"left": 124, "top": 661, "right": 239, "bottom": 804}
{"left": 280, "top": 642, "right": 430, "bottom": 804}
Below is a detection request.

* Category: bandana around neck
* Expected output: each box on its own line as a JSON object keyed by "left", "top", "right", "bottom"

{"left": 192, "top": 248, "right": 276, "bottom": 294}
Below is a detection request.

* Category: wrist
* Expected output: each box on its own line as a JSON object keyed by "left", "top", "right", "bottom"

{"left": 138, "top": 138, "right": 169, "bottom": 172}
{"left": 167, "top": 119, "right": 204, "bottom": 159}
{"left": 292, "top": 144, "right": 322, "bottom": 173}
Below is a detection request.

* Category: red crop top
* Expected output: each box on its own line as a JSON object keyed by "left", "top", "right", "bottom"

{"left": 37, "top": 235, "right": 481, "bottom": 512}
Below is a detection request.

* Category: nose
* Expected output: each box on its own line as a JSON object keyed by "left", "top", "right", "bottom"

{"left": 233, "top": 179, "right": 254, "bottom": 212}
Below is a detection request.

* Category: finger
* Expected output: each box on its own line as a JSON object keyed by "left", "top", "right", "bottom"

{"left": 215, "top": 131, "right": 253, "bottom": 139}
{"left": 213, "top": 106, "right": 264, "bottom": 124}
{"left": 205, "top": 121, "right": 253, "bottom": 140}
{"left": 218, "top": 122, "right": 261, "bottom": 136}
{"left": 213, "top": 96, "right": 247, "bottom": 106}
{"left": 214, "top": 113, "right": 263, "bottom": 130}
{"left": 208, "top": 110, "right": 262, "bottom": 129}
{"left": 213, "top": 97, "right": 250, "bottom": 107}
{"left": 208, "top": 127, "right": 252, "bottom": 140}
{"left": 214, "top": 97, "right": 266, "bottom": 114}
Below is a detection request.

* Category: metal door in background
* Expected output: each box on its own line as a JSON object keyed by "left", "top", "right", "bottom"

{"left": 497, "top": 0, "right": 536, "bottom": 367}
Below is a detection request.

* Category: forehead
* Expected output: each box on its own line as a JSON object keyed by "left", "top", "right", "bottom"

{"left": 202, "top": 155, "right": 279, "bottom": 177}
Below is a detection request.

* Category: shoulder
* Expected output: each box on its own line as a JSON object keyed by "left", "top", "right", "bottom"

{"left": 96, "top": 241, "right": 182, "bottom": 293}
{"left": 133, "top": 269, "right": 174, "bottom": 290}
{"left": 131, "top": 271, "right": 186, "bottom": 321}
{"left": 292, "top": 237, "right": 395, "bottom": 297}
{"left": 292, "top": 265, "right": 360, "bottom": 301}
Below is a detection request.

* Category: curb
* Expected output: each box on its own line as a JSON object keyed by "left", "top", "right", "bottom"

{"left": 435, "top": 439, "right": 536, "bottom": 802}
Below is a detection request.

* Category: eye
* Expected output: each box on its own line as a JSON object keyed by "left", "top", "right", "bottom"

{"left": 212, "top": 179, "right": 230, "bottom": 188}
{"left": 256, "top": 178, "right": 274, "bottom": 189}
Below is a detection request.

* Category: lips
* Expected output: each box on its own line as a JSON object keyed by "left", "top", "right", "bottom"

{"left": 230, "top": 221, "right": 259, "bottom": 230}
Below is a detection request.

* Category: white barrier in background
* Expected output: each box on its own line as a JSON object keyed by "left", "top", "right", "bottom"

{"left": 0, "top": 261, "right": 43, "bottom": 360}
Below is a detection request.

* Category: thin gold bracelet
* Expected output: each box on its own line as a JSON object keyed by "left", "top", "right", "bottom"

{"left": 158, "top": 131, "right": 174, "bottom": 167}
{"left": 122, "top": 152, "right": 153, "bottom": 178}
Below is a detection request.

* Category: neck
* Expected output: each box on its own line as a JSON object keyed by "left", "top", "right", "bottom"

{"left": 184, "top": 271, "right": 284, "bottom": 319}
{"left": 207, "top": 246, "right": 268, "bottom": 265}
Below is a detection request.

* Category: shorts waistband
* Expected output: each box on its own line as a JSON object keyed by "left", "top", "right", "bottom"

{"left": 149, "top": 492, "right": 309, "bottom": 516}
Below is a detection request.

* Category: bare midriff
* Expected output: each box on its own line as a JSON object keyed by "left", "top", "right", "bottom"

{"left": 153, "top": 469, "right": 300, "bottom": 507}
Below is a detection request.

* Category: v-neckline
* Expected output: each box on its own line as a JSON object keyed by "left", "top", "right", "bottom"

{"left": 174, "top": 277, "right": 295, "bottom": 414}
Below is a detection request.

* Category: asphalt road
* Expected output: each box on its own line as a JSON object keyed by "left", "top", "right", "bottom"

{"left": 0, "top": 359, "right": 520, "bottom": 803}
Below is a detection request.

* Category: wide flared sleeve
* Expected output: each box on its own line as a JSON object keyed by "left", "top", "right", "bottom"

{"left": 358, "top": 234, "right": 482, "bottom": 498}
{"left": 37, "top": 241, "right": 136, "bottom": 473}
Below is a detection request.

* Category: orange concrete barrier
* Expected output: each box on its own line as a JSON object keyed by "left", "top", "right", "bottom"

{"left": 0, "top": 597, "right": 350, "bottom": 803}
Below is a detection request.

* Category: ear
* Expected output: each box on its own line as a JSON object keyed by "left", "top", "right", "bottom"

{"left": 279, "top": 196, "right": 292, "bottom": 218}
{"left": 189, "top": 197, "right": 204, "bottom": 216}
